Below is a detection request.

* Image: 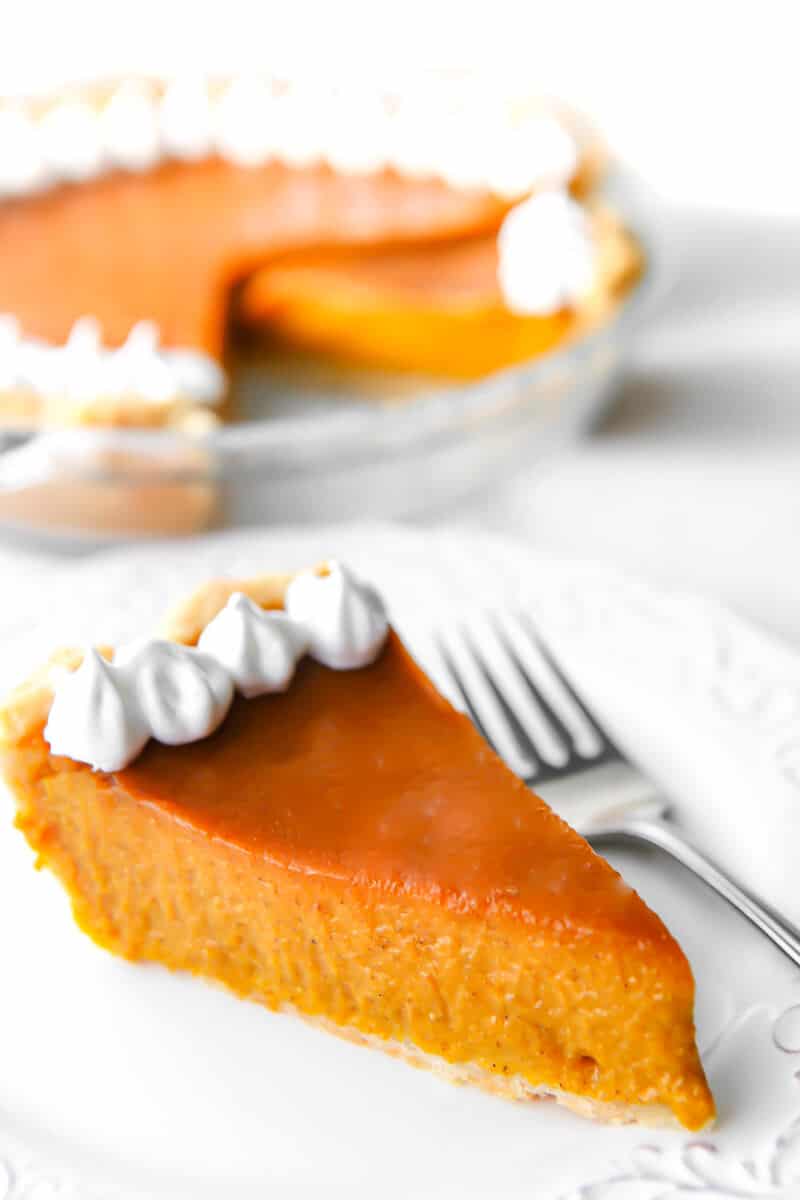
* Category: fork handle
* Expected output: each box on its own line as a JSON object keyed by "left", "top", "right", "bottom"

{"left": 596, "top": 817, "right": 800, "bottom": 969}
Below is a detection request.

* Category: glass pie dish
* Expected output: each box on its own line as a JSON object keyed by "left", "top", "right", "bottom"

{"left": 0, "top": 172, "right": 661, "bottom": 549}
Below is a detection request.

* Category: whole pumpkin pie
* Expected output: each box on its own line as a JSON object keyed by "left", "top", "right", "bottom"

{"left": 0, "top": 563, "right": 714, "bottom": 1131}
{"left": 0, "top": 77, "right": 639, "bottom": 428}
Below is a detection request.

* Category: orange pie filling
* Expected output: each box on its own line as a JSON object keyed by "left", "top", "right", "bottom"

{"left": 0, "top": 569, "right": 714, "bottom": 1131}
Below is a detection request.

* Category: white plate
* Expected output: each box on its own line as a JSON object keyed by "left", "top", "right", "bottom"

{"left": 1, "top": 523, "right": 800, "bottom": 1200}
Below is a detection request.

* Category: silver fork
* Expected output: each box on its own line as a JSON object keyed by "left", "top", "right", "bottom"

{"left": 435, "top": 612, "right": 800, "bottom": 968}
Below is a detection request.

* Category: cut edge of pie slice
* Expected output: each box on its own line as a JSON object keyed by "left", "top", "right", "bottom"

{"left": 0, "top": 568, "right": 715, "bottom": 1132}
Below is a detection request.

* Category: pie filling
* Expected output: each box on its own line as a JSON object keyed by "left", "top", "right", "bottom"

{"left": 0, "top": 565, "right": 714, "bottom": 1131}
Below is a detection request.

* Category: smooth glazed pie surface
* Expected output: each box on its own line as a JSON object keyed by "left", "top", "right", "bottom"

{"left": 121, "top": 632, "right": 655, "bottom": 925}
{"left": 0, "top": 572, "right": 713, "bottom": 1132}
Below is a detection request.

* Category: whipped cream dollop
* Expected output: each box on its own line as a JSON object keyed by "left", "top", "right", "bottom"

{"left": 159, "top": 77, "right": 214, "bottom": 161}
{"left": 212, "top": 75, "right": 279, "bottom": 168}
{"left": 43, "top": 562, "right": 390, "bottom": 771}
{"left": 98, "top": 81, "right": 162, "bottom": 173}
{"left": 487, "top": 112, "right": 579, "bottom": 199}
{"left": 44, "top": 649, "right": 150, "bottom": 773}
{"left": 114, "top": 639, "right": 234, "bottom": 746}
{"left": 0, "top": 315, "right": 226, "bottom": 411}
{"left": 37, "top": 98, "right": 105, "bottom": 183}
{"left": 285, "top": 561, "right": 389, "bottom": 670}
{"left": 198, "top": 593, "right": 309, "bottom": 698}
{"left": 45, "top": 640, "right": 234, "bottom": 771}
{"left": 0, "top": 77, "right": 579, "bottom": 202}
{"left": 0, "top": 107, "right": 51, "bottom": 195}
{"left": 496, "top": 189, "right": 596, "bottom": 316}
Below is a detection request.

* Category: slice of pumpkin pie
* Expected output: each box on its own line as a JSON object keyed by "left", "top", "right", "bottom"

{"left": 0, "top": 563, "right": 714, "bottom": 1130}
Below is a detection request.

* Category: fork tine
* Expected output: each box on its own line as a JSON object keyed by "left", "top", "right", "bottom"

{"left": 434, "top": 634, "right": 498, "bottom": 754}
{"left": 490, "top": 614, "right": 578, "bottom": 759}
{"left": 459, "top": 625, "right": 541, "bottom": 771}
{"left": 518, "top": 614, "right": 620, "bottom": 758}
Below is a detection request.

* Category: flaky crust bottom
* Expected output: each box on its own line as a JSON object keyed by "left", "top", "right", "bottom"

{"left": 291, "top": 1008, "right": 687, "bottom": 1129}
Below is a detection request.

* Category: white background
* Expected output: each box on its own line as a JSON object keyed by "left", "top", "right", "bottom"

{"left": 3, "top": 0, "right": 800, "bottom": 639}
